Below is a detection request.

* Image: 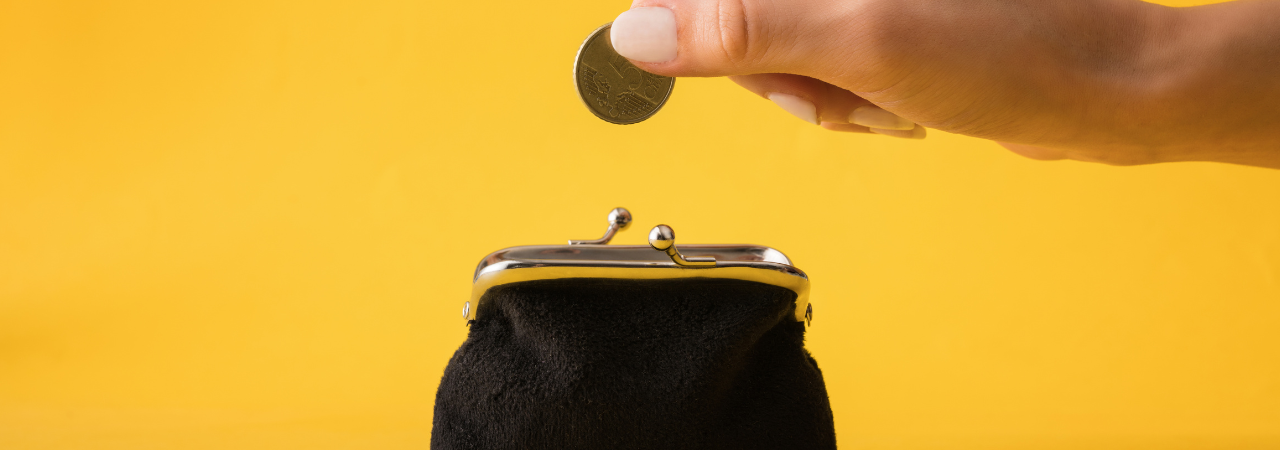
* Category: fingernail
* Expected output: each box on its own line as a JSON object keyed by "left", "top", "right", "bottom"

{"left": 611, "top": 7, "right": 678, "bottom": 63}
{"left": 850, "top": 106, "right": 915, "bottom": 130}
{"left": 871, "top": 125, "right": 927, "bottom": 139}
{"left": 768, "top": 93, "right": 819, "bottom": 125}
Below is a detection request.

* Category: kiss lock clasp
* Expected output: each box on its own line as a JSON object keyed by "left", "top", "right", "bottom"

{"left": 569, "top": 207, "right": 715, "bottom": 267}
{"left": 464, "top": 207, "right": 811, "bottom": 326}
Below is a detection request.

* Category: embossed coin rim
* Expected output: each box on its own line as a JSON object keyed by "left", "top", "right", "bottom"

{"left": 573, "top": 22, "right": 675, "bottom": 125}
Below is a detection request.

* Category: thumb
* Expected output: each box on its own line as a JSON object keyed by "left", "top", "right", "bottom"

{"left": 609, "top": 1, "right": 831, "bottom": 77}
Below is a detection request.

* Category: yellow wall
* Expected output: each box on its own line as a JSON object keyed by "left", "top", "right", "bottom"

{"left": 2, "top": 0, "right": 1277, "bottom": 448}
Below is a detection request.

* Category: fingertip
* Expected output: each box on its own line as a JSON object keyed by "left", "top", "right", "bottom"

{"left": 768, "top": 93, "right": 819, "bottom": 125}
{"left": 870, "top": 125, "right": 927, "bottom": 139}
{"left": 850, "top": 106, "right": 916, "bottom": 130}
{"left": 821, "top": 122, "right": 873, "bottom": 133}
{"left": 729, "top": 73, "right": 874, "bottom": 125}
{"left": 611, "top": 7, "right": 678, "bottom": 63}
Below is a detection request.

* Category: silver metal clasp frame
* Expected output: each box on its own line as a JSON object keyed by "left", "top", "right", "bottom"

{"left": 463, "top": 208, "right": 812, "bottom": 326}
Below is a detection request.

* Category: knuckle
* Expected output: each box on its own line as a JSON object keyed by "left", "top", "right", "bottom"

{"left": 709, "top": 0, "right": 756, "bottom": 67}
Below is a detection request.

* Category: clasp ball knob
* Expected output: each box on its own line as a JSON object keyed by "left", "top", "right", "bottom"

{"left": 648, "top": 224, "right": 675, "bottom": 251}
{"left": 608, "top": 207, "right": 633, "bottom": 230}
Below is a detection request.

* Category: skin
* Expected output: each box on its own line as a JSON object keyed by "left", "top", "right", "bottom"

{"left": 623, "top": 0, "right": 1280, "bottom": 168}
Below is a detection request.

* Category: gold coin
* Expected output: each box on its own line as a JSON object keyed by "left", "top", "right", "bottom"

{"left": 574, "top": 23, "right": 675, "bottom": 125}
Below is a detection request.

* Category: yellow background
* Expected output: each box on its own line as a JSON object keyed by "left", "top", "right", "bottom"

{"left": 2, "top": 0, "right": 1278, "bottom": 448}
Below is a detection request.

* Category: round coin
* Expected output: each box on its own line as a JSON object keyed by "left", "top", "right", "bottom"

{"left": 574, "top": 23, "right": 675, "bottom": 125}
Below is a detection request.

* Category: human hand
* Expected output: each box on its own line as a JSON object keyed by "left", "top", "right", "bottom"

{"left": 609, "top": 0, "right": 1280, "bottom": 168}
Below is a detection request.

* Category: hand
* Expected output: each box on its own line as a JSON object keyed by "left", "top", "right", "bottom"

{"left": 609, "top": 0, "right": 1280, "bottom": 168}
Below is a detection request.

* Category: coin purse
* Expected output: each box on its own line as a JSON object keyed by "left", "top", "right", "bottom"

{"left": 432, "top": 209, "right": 836, "bottom": 450}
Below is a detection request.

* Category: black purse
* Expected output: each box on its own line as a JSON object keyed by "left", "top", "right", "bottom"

{"left": 433, "top": 209, "right": 835, "bottom": 449}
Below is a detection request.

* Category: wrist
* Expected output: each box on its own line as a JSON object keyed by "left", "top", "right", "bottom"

{"left": 1113, "top": 4, "right": 1205, "bottom": 160}
{"left": 998, "top": 0, "right": 1184, "bottom": 165}
{"left": 1047, "top": 1, "right": 1188, "bottom": 164}
{"left": 1100, "top": 2, "right": 1280, "bottom": 167}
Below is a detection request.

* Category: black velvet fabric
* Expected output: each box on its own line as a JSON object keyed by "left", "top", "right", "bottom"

{"left": 432, "top": 278, "right": 836, "bottom": 449}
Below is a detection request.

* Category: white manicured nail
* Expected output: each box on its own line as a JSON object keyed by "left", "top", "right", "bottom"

{"left": 611, "top": 7, "right": 678, "bottom": 63}
{"left": 871, "top": 125, "right": 927, "bottom": 139}
{"left": 768, "top": 94, "right": 819, "bottom": 125}
{"left": 850, "top": 106, "right": 916, "bottom": 130}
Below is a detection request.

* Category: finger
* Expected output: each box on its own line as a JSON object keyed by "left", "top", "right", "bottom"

{"left": 870, "top": 125, "right": 927, "bottom": 139}
{"left": 609, "top": 0, "right": 850, "bottom": 78}
{"left": 730, "top": 73, "right": 920, "bottom": 130}
{"left": 729, "top": 74, "right": 863, "bottom": 125}
{"left": 821, "top": 122, "right": 873, "bottom": 134}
